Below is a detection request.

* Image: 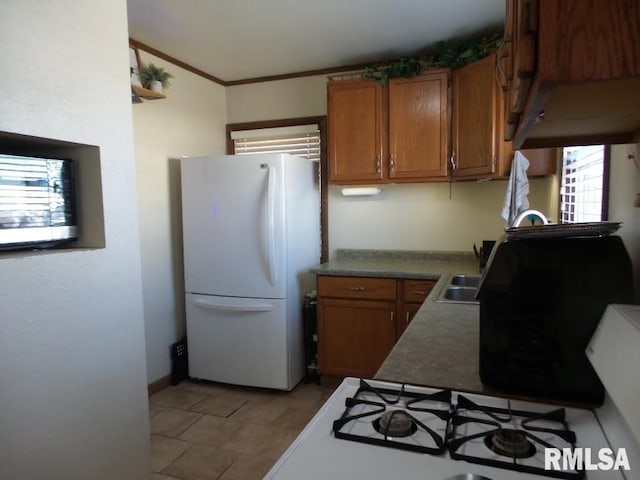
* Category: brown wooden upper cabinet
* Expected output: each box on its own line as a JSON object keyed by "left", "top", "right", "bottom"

{"left": 501, "top": 0, "right": 640, "bottom": 149}
{"left": 452, "top": 52, "right": 556, "bottom": 179}
{"left": 451, "top": 54, "right": 501, "bottom": 178}
{"left": 328, "top": 70, "right": 449, "bottom": 184}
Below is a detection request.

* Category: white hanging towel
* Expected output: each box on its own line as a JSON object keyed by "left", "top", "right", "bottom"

{"left": 501, "top": 151, "right": 530, "bottom": 227}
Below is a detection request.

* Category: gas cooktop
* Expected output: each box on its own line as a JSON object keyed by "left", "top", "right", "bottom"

{"left": 265, "top": 378, "right": 629, "bottom": 480}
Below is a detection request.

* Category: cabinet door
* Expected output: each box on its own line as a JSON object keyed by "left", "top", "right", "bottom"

{"left": 396, "top": 279, "right": 435, "bottom": 338}
{"left": 452, "top": 54, "right": 498, "bottom": 177}
{"left": 506, "top": 0, "right": 536, "bottom": 141}
{"left": 328, "top": 80, "right": 386, "bottom": 183}
{"left": 318, "top": 298, "right": 396, "bottom": 378}
{"left": 388, "top": 71, "right": 449, "bottom": 180}
{"left": 396, "top": 302, "right": 422, "bottom": 338}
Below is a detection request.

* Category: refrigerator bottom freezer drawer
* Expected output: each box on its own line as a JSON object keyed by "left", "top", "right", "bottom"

{"left": 185, "top": 293, "right": 294, "bottom": 390}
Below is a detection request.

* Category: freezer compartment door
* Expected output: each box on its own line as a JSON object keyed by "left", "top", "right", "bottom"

{"left": 185, "top": 293, "right": 297, "bottom": 390}
{"left": 181, "top": 155, "right": 286, "bottom": 299}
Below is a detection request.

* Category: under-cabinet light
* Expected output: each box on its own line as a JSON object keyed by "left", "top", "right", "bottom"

{"left": 340, "top": 187, "right": 382, "bottom": 197}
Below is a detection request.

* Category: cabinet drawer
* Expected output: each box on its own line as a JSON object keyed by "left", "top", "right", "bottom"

{"left": 402, "top": 279, "right": 436, "bottom": 303}
{"left": 317, "top": 276, "right": 396, "bottom": 300}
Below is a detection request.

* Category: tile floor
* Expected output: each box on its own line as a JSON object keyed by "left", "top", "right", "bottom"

{"left": 149, "top": 379, "right": 334, "bottom": 480}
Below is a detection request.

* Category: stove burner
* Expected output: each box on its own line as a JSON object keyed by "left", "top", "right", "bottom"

{"left": 373, "top": 410, "right": 418, "bottom": 437}
{"left": 483, "top": 428, "right": 536, "bottom": 459}
{"left": 332, "top": 380, "right": 450, "bottom": 454}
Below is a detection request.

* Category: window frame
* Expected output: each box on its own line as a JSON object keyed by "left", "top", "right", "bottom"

{"left": 558, "top": 144, "right": 611, "bottom": 223}
{"left": 226, "top": 116, "right": 328, "bottom": 262}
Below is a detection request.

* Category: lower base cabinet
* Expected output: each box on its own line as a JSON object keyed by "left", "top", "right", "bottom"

{"left": 396, "top": 279, "right": 436, "bottom": 338}
{"left": 318, "top": 298, "right": 396, "bottom": 378}
{"left": 317, "top": 275, "right": 434, "bottom": 378}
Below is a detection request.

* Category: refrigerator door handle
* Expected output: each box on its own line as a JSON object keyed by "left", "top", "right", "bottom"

{"left": 193, "top": 298, "right": 275, "bottom": 312}
{"left": 264, "top": 165, "right": 278, "bottom": 287}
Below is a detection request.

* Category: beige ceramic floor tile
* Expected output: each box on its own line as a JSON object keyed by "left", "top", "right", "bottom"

{"left": 179, "top": 414, "right": 243, "bottom": 446}
{"left": 151, "top": 386, "right": 208, "bottom": 410}
{"left": 230, "top": 399, "right": 290, "bottom": 426}
{"left": 272, "top": 384, "right": 328, "bottom": 411}
{"left": 162, "top": 444, "right": 238, "bottom": 480}
{"left": 152, "top": 473, "right": 182, "bottom": 480}
{"left": 272, "top": 407, "right": 316, "bottom": 431}
{"left": 148, "top": 381, "right": 337, "bottom": 478}
{"left": 222, "top": 423, "right": 296, "bottom": 460}
{"left": 151, "top": 408, "right": 203, "bottom": 438}
{"left": 267, "top": 429, "right": 299, "bottom": 460}
{"left": 217, "top": 453, "right": 276, "bottom": 480}
{"left": 224, "top": 385, "right": 283, "bottom": 403}
{"left": 150, "top": 434, "right": 191, "bottom": 473}
{"left": 189, "top": 394, "right": 247, "bottom": 418}
{"left": 149, "top": 403, "right": 164, "bottom": 419}
{"left": 175, "top": 380, "right": 235, "bottom": 397}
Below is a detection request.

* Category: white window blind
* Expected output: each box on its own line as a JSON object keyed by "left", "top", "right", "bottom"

{"left": 560, "top": 145, "right": 605, "bottom": 223}
{"left": 231, "top": 124, "right": 320, "bottom": 161}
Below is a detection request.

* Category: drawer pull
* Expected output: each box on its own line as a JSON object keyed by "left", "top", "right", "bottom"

{"left": 347, "top": 286, "right": 366, "bottom": 291}
{"left": 412, "top": 290, "right": 426, "bottom": 295}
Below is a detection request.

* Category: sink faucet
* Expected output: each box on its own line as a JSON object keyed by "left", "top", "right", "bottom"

{"left": 512, "top": 209, "right": 548, "bottom": 227}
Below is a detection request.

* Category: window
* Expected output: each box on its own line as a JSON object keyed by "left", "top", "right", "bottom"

{"left": 231, "top": 124, "right": 321, "bottom": 161}
{"left": 559, "top": 145, "right": 609, "bottom": 223}
{"left": 226, "top": 117, "right": 328, "bottom": 262}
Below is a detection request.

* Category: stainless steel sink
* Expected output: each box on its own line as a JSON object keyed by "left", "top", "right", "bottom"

{"left": 440, "top": 286, "right": 479, "bottom": 303}
{"left": 436, "top": 274, "right": 480, "bottom": 304}
{"left": 450, "top": 274, "right": 481, "bottom": 288}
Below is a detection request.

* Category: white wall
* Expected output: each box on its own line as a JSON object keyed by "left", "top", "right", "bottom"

{"left": 227, "top": 75, "right": 556, "bottom": 257}
{"left": 133, "top": 52, "right": 227, "bottom": 384}
{"left": 0, "top": 2, "right": 150, "bottom": 480}
{"left": 609, "top": 143, "right": 640, "bottom": 301}
{"left": 227, "top": 75, "right": 328, "bottom": 123}
{"left": 329, "top": 177, "right": 555, "bottom": 253}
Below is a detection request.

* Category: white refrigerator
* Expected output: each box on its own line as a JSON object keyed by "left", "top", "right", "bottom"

{"left": 180, "top": 154, "right": 320, "bottom": 390}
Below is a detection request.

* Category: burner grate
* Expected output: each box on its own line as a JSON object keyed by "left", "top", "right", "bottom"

{"left": 332, "top": 379, "right": 452, "bottom": 455}
{"left": 448, "top": 394, "right": 584, "bottom": 480}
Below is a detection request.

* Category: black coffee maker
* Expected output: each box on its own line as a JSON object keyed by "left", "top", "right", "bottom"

{"left": 477, "top": 235, "right": 633, "bottom": 404}
{"left": 474, "top": 240, "right": 496, "bottom": 271}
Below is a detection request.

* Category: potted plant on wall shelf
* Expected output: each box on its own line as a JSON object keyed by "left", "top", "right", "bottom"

{"left": 138, "top": 63, "right": 173, "bottom": 93}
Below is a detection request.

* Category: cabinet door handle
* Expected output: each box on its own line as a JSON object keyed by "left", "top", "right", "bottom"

{"left": 450, "top": 151, "right": 457, "bottom": 171}
{"left": 390, "top": 311, "right": 395, "bottom": 324}
{"left": 376, "top": 155, "right": 381, "bottom": 173}
{"left": 405, "top": 312, "right": 410, "bottom": 325}
{"left": 389, "top": 153, "right": 395, "bottom": 171}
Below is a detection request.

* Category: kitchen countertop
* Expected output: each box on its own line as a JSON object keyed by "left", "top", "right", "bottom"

{"left": 311, "top": 248, "right": 596, "bottom": 407}
{"left": 311, "top": 248, "right": 489, "bottom": 393}
{"left": 374, "top": 276, "right": 493, "bottom": 394}
{"left": 309, "top": 248, "right": 478, "bottom": 279}
{"left": 371, "top": 260, "right": 600, "bottom": 408}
